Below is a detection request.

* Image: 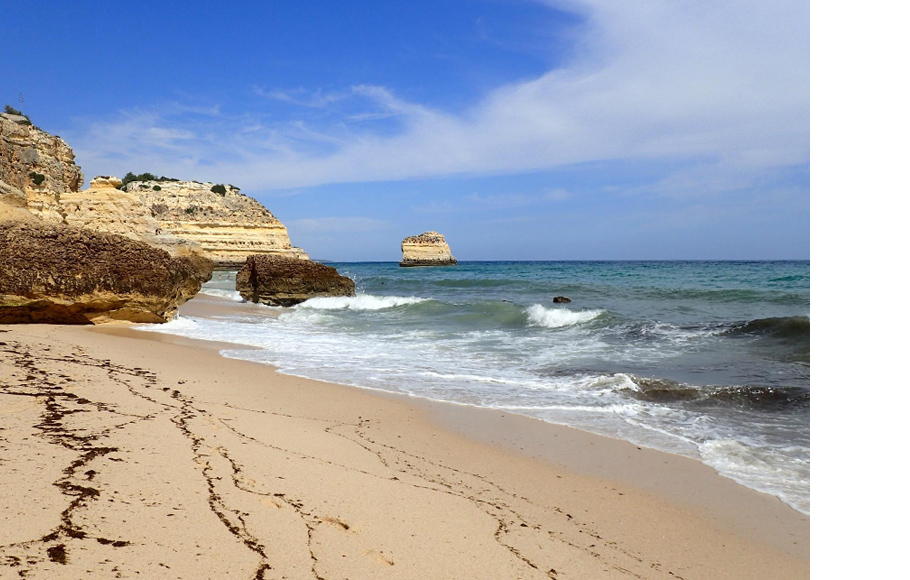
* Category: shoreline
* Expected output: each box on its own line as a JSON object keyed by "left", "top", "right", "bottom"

{"left": 1, "top": 306, "right": 808, "bottom": 578}
{"left": 183, "top": 292, "right": 809, "bottom": 516}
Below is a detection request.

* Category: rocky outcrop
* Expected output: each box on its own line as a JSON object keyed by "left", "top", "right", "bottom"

{"left": 235, "top": 255, "right": 355, "bottom": 307}
{"left": 400, "top": 231, "right": 457, "bottom": 267}
{"left": 120, "top": 180, "right": 308, "bottom": 268}
{"left": 56, "top": 176, "right": 204, "bottom": 258}
{"left": 59, "top": 176, "right": 160, "bottom": 241}
{"left": 0, "top": 221, "right": 212, "bottom": 324}
{"left": 0, "top": 112, "right": 83, "bottom": 222}
{"left": 1, "top": 112, "right": 306, "bottom": 267}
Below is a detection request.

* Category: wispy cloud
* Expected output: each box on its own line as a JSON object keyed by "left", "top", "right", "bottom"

{"left": 289, "top": 217, "right": 394, "bottom": 234}
{"left": 66, "top": 0, "right": 807, "bottom": 196}
{"left": 415, "top": 188, "right": 574, "bottom": 213}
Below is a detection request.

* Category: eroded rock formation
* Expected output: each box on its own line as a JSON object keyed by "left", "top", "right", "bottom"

{"left": 0, "top": 220, "right": 212, "bottom": 324}
{"left": 58, "top": 176, "right": 204, "bottom": 257}
{"left": 1, "top": 112, "right": 307, "bottom": 268}
{"left": 0, "top": 112, "right": 83, "bottom": 222}
{"left": 122, "top": 180, "right": 308, "bottom": 268}
{"left": 235, "top": 254, "right": 355, "bottom": 307}
{"left": 400, "top": 231, "right": 457, "bottom": 267}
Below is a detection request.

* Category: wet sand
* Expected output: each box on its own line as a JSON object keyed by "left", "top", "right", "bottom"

{"left": 0, "top": 308, "right": 808, "bottom": 579}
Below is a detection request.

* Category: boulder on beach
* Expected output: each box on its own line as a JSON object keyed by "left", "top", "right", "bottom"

{"left": 399, "top": 231, "right": 457, "bottom": 267}
{"left": 0, "top": 221, "right": 213, "bottom": 324}
{"left": 235, "top": 254, "right": 355, "bottom": 307}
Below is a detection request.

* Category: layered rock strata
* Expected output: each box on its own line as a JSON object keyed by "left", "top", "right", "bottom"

{"left": 0, "top": 112, "right": 83, "bottom": 222}
{"left": 122, "top": 180, "right": 308, "bottom": 268}
{"left": 1, "top": 111, "right": 306, "bottom": 267}
{"left": 399, "top": 231, "right": 457, "bottom": 267}
{"left": 235, "top": 254, "right": 355, "bottom": 307}
{"left": 59, "top": 176, "right": 203, "bottom": 257}
{"left": 0, "top": 220, "right": 212, "bottom": 324}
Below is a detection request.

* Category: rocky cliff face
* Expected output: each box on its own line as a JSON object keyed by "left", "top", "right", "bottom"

{"left": 122, "top": 180, "right": 308, "bottom": 268}
{"left": 400, "top": 231, "right": 457, "bottom": 267}
{"left": 60, "top": 176, "right": 159, "bottom": 241}
{"left": 0, "top": 112, "right": 83, "bottom": 222}
{"left": 0, "top": 110, "right": 307, "bottom": 268}
{"left": 59, "top": 176, "right": 203, "bottom": 257}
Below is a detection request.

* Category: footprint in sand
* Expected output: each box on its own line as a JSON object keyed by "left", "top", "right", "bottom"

{"left": 365, "top": 550, "right": 394, "bottom": 566}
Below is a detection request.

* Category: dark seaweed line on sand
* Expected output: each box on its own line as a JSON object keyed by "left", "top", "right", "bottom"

{"left": 0, "top": 340, "right": 271, "bottom": 579}
{"left": 0, "top": 342, "right": 153, "bottom": 575}
{"left": 2, "top": 336, "right": 685, "bottom": 579}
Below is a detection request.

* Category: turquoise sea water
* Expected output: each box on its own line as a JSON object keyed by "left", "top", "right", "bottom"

{"left": 148, "top": 261, "right": 810, "bottom": 513}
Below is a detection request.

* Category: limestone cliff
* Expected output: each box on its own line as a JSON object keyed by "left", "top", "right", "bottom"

{"left": 122, "top": 180, "right": 308, "bottom": 268}
{"left": 59, "top": 176, "right": 203, "bottom": 258}
{"left": 0, "top": 112, "right": 83, "bottom": 222}
{"left": 1, "top": 112, "right": 307, "bottom": 269}
{"left": 400, "top": 231, "right": 457, "bottom": 267}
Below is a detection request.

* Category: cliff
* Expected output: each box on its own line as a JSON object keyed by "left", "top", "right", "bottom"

{"left": 121, "top": 180, "right": 308, "bottom": 268}
{"left": 400, "top": 231, "right": 457, "bottom": 267}
{"left": 0, "top": 112, "right": 307, "bottom": 267}
{"left": 0, "top": 112, "right": 83, "bottom": 222}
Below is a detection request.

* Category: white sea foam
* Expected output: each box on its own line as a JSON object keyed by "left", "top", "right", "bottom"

{"left": 140, "top": 315, "right": 199, "bottom": 331}
{"left": 699, "top": 439, "right": 810, "bottom": 514}
{"left": 526, "top": 304, "right": 602, "bottom": 328}
{"left": 142, "top": 265, "right": 810, "bottom": 515}
{"left": 294, "top": 294, "right": 427, "bottom": 311}
{"left": 582, "top": 373, "right": 641, "bottom": 392}
{"left": 199, "top": 288, "right": 245, "bottom": 302}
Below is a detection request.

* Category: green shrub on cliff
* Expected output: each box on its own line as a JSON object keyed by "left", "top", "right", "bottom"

{"left": 28, "top": 172, "right": 45, "bottom": 186}
{"left": 120, "top": 172, "right": 181, "bottom": 190}
{"left": 4, "top": 105, "right": 33, "bottom": 125}
{"left": 211, "top": 184, "right": 227, "bottom": 196}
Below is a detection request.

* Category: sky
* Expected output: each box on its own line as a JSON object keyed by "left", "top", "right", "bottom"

{"left": 2, "top": 0, "right": 808, "bottom": 261}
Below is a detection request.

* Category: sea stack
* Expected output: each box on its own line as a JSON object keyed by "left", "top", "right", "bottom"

{"left": 399, "top": 231, "right": 457, "bottom": 267}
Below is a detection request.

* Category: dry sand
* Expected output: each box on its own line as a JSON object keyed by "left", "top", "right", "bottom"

{"left": 0, "top": 315, "right": 808, "bottom": 579}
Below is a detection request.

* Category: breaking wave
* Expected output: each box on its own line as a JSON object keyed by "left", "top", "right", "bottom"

{"left": 525, "top": 304, "right": 604, "bottom": 328}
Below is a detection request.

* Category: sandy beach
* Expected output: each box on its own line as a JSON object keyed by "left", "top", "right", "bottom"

{"left": 1, "top": 300, "right": 808, "bottom": 579}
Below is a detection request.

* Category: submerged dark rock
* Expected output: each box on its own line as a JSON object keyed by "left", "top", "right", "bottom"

{"left": 0, "top": 221, "right": 212, "bottom": 324}
{"left": 553, "top": 296, "right": 572, "bottom": 303}
{"left": 235, "top": 254, "right": 355, "bottom": 307}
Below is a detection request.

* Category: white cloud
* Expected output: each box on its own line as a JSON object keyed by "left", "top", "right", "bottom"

{"left": 289, "top": 217, "right": 394, "bottom": 234}
{"left": 66, "top": 0, "right": 807, "bottom": 194}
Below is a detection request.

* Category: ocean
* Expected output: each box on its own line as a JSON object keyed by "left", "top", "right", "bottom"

{"left": 144, "top": 260, "right": 810, "bottom": 514}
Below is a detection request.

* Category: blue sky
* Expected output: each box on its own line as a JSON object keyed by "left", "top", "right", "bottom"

{"left": 2, "top": 0, "right": 808, "bottom": 261}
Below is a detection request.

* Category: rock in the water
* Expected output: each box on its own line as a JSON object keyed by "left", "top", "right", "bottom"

{"left": 553, "top": 296, "right": 572, "bottom": 303}
{"left": 399, "top": 231, "right": 457, "bottom": 267}
{"left": 0, "top": 221, "right": 212, "bottom": 324}
{"left": 235, "top": 255, "right": 355, "bottom": 307}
